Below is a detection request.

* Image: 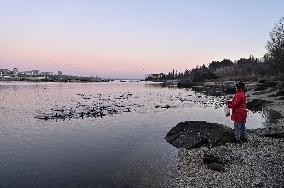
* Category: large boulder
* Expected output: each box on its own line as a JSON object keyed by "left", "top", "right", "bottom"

{"left": 254, "top": 81, "right": 278, "bottom": 91}
{"left": 264, "top": 108, "right": 283, "bottom": 123}
{"left": 203, "top": 146, "right": 235, "bottom": 172}
{"left": 264, "top": 132, "right": 284, "bottom": 139}
{"left": 165, "top": 121, "right": 234, "bottom": 149}
{"left": 246, "top": 99, "right": 271, "bottom": 111}
{"left": 203, "top": 146, "right": 234, "bottom": 165}
{"left": 269, "top": 90, "right": 284, "bottom": 97}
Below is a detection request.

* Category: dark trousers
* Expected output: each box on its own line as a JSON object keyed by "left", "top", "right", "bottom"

{"left": 234, "top": 122, "right": 246, "bottom": 141}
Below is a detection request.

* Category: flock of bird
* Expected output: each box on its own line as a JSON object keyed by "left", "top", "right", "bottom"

{"left": 35, "top": 90, "right": 227, "bottom": 121}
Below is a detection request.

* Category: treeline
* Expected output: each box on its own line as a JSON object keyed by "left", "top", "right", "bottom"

{"left": 192, "top": 55, "right": 283, "bottom": 81}
{"left": 146, "top": 17, "right": 284, "bottom": 82}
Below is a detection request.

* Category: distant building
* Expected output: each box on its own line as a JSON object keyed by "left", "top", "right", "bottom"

{"left": 19, "top": 70, "right": 40, "bottom": 76}
{"left": 18, "top": 72, "right": 26, "bottom": 76}
{"left": 0, "top": 69, "right": 11, "bottom": 77}
{"left": 147, "top": 73, "right": 165, "bottom": 80}
{"left": 13, "top": 68, "right": 18, "bottom": 75}
{"left": 32, "top": 70, "right": 40, "bottom": 76}
{"left": 41, "top": 72, "right": 53, "bottom": 76}
{"left": 19, "top": 71, "right": 31, "bottom": 76}
{"left": 58, "top": 71, "right": 63, "bottom": 76}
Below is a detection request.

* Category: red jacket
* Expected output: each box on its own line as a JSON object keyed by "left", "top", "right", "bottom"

{"left": 228, "top": 89, "right": 247, "bottom": 122}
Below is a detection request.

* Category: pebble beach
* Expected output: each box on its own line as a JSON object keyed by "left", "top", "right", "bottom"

{"left": 172, "top": 80, "right": 284, "bottom": 187}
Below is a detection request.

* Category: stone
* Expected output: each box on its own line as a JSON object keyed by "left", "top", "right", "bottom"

{"left": 203, "top": 146, "right": 233, "bottom": 165}
{"left": 262, "top": 108, "right": 283, "bottom": 123}
{"left": 207, "top": 162, "right": 226, "bottom": 172}
{"left": 266, "top": 109, "right": 283, "bottom": 120}
{"left": 254, "top": 81, "right": 278, "bottom": 91}
{"left": 177, "top": 81, "right": 194, "bottom": 88}
{"left": 275, "top": 90, "right": 284, "bottom": 96}
{"left": 165, "top": 121, "right": 234, "bottom": 149}
{"left": 264, "top": 132, "right": 284, "bottom": 139}
{"left": 246, "top": 99, "right": 271, "bottom": 111}
{"left": 224, "top": 87, "right": 236, "bottom": 95}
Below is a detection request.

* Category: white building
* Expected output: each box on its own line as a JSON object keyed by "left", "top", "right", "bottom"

{"left": 32, "top": 70, "right": 40, "bottom": 76}
{"left": 0, "top": 69, "right": 10, "bottom": 77}
{"left": 19, "top": 70, "right": 40, "bottom": 76}
{"left": 147, "top": 73, "right": 165, "bottom": 79}
{"left": 13, "top": 68, "right": 18, "bottom": 75}
{"left": 41, "top": 72, "right": 53, "bottom": 76}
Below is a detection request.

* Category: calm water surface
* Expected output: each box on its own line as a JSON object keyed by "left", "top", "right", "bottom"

{"left": 0, "top": 81, "right": 266, "bottom": 188}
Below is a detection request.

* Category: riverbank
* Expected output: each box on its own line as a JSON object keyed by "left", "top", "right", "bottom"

{"left": 169, "top": 80, "right": 284, "bottom": 187}
{"left": 0, "top": 76, "right": 112, "bottom": 82}
{"left": 174, "top": 131, "right": 284, "bottom": 187}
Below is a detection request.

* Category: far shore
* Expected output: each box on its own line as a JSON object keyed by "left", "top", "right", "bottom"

{"left": 0, "top": 76, "right": 116, "bottom": 83}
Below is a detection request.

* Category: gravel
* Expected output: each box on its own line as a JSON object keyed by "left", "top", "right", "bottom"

{"left": 173, "top": 130, "right": 284, "bottom": 187}
{"left": 172, "top": 81, "right": 284, "bottom": 187}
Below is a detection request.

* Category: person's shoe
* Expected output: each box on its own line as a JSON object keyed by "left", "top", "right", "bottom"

{"left": 232, "top": 139, "right": 242, "bottom": 145}
{"left": 241, "top": 137, "right": 248, "bottom": 142}
{"left": 236, "top": 140, "right": 241, "bottom": 145}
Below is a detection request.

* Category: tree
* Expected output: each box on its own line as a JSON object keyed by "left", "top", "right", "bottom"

{"left": 208, "top": 59, "right": 234, "bottom": 70}
{"left": 266, "top": 17, "right": 284, "bottom": 66}
{"left": 184, "top": 69, "right": 190, "bottom": 76}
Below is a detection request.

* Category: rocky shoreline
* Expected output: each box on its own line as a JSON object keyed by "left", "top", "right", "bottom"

{"left": 167, "top": 80, "right": 284, "bottom": 187}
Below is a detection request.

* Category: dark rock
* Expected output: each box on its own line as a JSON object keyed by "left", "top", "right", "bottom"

{"left": 254, "top": 182, "right": 265, "bottom": 188}
{"left": 224, "top": 87, "right": 235, "bottom": 95}
{"left": 35, "top": 113, "right": 67, "bottom": 121}
{"left": 203, "top": 146, "right": 236, "bottom": 172}
{"left": 246, "top": 99, "right": 271, "bottom": 111}
{"left": 264, "top": 132, "right": 284, "bottom": 139}
{"left": 268, "top": 90, "right": 284, "bottom": 97}
{"left": 276, "top": 90, "right": 284, "bottom": 96}
{"left": 262, "top": 108, "right": 283, "bottom": 123}
{"left": 258, "top": 80, "right": 266, "bottom": 84}
{"left": 254, "top": 91, "right": 269, "bottom": 95}
{"left": 254, "top": 84, "right": 265, "bottom": 91}
{"left": 254, "top": 81, "right": 278, "bottom": 91}
{"left": 177, "top": 81, "right": 194, "bottom": 88}
{"left": 207, "top": 162, "right": 225, "bottom": 172}
{"left": 165, "top": 121, "right": 234, "bottom": 149}
{"left": 203, "top": 147, "right": 233, "bottom": 165}
{"left": 203, "top": 153, "right": 219, "bottom": 164}
{"left": 272, "top": 90, "right": 284, "bottom": 97}
{"left": 161, "top": 105, "right": 171, "bottom": 109}
{"left": 265, "top": 108, "right": 283, "bottom": 120}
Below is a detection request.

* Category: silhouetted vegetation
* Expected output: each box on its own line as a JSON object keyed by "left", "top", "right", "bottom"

{"left": 266, "top": 17, "right": 284, "bottom": 72}
{"left": 146, "top": 17, "right": 284, "bottom": 82}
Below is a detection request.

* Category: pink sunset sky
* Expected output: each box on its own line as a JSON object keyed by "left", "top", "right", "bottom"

{"left": 0, "top": 0, "right": 283, "bottom": 79}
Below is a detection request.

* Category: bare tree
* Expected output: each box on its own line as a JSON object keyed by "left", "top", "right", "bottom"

{"left": 266, "top": 17, "right": 284, "bottom": 66}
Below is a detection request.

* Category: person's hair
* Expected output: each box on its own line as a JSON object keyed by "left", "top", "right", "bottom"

{"left": 236, "top": 81, "right": 245, "bottom": 89}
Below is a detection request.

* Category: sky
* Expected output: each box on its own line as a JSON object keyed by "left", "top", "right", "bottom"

{"left": 0, "top": 0, "right": 283, "bottom": 79}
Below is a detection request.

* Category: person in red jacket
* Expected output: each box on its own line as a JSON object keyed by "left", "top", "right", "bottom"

{"left": 227, "top": 81, "right": 247, "bottom": 144}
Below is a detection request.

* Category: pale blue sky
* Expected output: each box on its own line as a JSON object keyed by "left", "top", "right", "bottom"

{"left": 0, "top": 0, "right": 283, "bottom": 78}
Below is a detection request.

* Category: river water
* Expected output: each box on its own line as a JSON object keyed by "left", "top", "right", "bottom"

{"left": 0, "top": 81, "right": 266, "bottom": 188}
